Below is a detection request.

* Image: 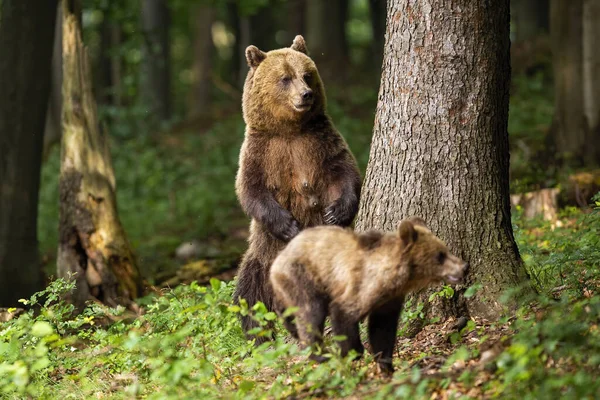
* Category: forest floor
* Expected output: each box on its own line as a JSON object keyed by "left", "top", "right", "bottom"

{"left": 2, "top": 73, "right": 598, "bottom": 398}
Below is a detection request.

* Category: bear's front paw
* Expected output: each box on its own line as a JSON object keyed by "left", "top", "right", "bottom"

{"left": 323, "top": 201, "right": 352, "bottom": 226}
{"left": 272, "top": 217, "right": 300, "bottom": 242}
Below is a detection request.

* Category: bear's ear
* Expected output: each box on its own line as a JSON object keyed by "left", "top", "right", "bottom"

{"left": 290, "top": 35, "right": 308, "bottom": 54}
{"left": 246, "top": 45, "right": 266, "bottom": 69}
{"left": 406, "top": 216, "right": 427, "bottom": 229}
{"left": 398, "top": 219, "right": 418, "bottom": 248}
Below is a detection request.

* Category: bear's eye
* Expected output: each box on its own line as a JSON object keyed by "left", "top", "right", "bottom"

{"left": 303, "top": 73, "right": 312, "bottom": 82}
{"left": 437, "top": 252, "right": 446, "bottom": 264}
{"left": 281, "top": 76, "right": 292, "bottom": 84}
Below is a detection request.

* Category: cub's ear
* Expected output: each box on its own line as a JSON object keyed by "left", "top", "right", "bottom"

{"left": 406, "top": 216, "right": 427, "bottom": 229}
{"left": 290, "top": 35, "right": 308, "bottom": 54}
{"left": 398, "top": 219, "right": 418, "bottom": 248}
{"left": 246, "top": 45, "right": 266, "bottom": 69}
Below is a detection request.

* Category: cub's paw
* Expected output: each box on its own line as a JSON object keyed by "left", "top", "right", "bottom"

{"left": 323, "top": 201, "right": 353, "bottom": 226}
{"left": 376, "top": 361, "right": 394, "bottom": 377}
{"left": 271, "top": 216, "right": 300, "bottom": 242}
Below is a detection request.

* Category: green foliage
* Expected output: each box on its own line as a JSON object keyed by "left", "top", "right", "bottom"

{"left": 0, "top": 278, "right": 368, "bottom": 399}
{"left": 494, "top": 294, "right": 600, "bottom": 400}
{"left": 514, "top": 204, "right": 600, "bottom": 294}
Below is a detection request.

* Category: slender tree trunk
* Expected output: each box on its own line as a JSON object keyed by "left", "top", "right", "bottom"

{"left": 550, "top": 0, "right": 586, "bottom": 168}
{"left": 0, "top": 0, "right": 57, "bottom": 306}
{"left": 512, "top": 0, "right": 550, "bottom": 42}
{"left": 237, "top": 15, "right": 251, "bottom": 87}
{"left": 43, "top": 2, "right": 63, "bottom": 159}
{"left": 368, "top": 0, "right": 387, "bottom": 69}
{"left": 58, "top": 0, "right": 142, "bottom": 312}
{"left": 286, "top": 0, "right": 306, "bottom": 42}
{"left": 189, "top": 4, "right": 214, "bottom": 118}
{"left": 356, "top": 0, "right": 527, "bottom": 322}
{"left": 249, "top": 5, "right": 279, "bottom": 51}
{"left": 97, "top": 14, "right": 123, "bottom": 108}
{"left": 306, "top": 0, "right": 349, "bottom": 80}
{"left": 141, "top": 0, "right": 171, "bottom": 122}
{"left": 582, "top": 0, "right": 600, "bottom": 165}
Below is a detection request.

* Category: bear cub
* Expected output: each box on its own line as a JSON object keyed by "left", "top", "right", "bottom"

{"left": 269, "top": 217, "right": 469, "bottom": 374}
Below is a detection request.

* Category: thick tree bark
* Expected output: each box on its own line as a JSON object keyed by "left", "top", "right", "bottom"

{"left": 189, "top": 4, "right": 214, "bottom": 118}
{"left": 356, "top": 0, "right": 527, "bottom": 322}
{"left": 141, "top": 0, "right": 171, "bottom": 122}
{"left": 306, "top": 0, "right": 349, "bottom": 80}
{"left": 0, "top": 0, "right": 57, "bottom": 306}
{"left": 58, "top": 1, "right": 142, "bottom": 312}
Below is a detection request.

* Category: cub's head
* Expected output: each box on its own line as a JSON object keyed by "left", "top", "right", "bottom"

{"left": 398, "top": 217, "right": 469, "bottom": 289}
{"left": 242, "top": 35, "right": 326, "bottom": 129}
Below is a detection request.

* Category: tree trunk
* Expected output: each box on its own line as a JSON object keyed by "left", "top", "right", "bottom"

{"left": 0, "top": 0, "right": 57, "bottom": 306}
{"left": 582, "top": 0, "right": 600, "bottom": 166}
{"left": 356, "top": 0, "right": 527, "bottom": 322}
{"left": 189, "top": 4, "right": 214, "bottom": 118}
{"left": 43, "top": 2, "right": 64, "bottom": 159}
{"left": 511, "top": 0, "right": 549, "bottom": 42}
{"left": 286, "top": 0, "right": 306, "bottom": 42}
{"left": 368, "top": 0, "right": 387, "bottom": 70}
{"left": 97, "top": 15, "right": 123, "bottom": 108}
{"left": 306, "top": 0, "right": 349, "bottom": 80}
{"left": 141, "top": 0, "right": 171, "bottom": 123}
{"left": 58, "top": 0, "right": 142, "bottom": 312}
{"left": 550, "top": 0, "right": 586, "bottom": 168}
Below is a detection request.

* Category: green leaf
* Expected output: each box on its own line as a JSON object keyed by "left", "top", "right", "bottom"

{"left": 31, "top": 321, "right": 54, "bottom": 337}
{"left": 238, "top": 380, "right": 255, "bottom": 393}
{"left": 464, "top": 284, "right": 481, "bottom": 298}
{"left": 264, "top": 312, "right": 277, "bottom": 321}
{"left": 210, "top": 278, "right": 221, "bottom": 292}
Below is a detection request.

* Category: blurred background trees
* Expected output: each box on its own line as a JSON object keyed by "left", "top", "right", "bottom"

{"left": 0, "top": 0, "right": 57, "bottom": 306}
{"left": 1, "top": 0, "right": 599, "bottom": 304}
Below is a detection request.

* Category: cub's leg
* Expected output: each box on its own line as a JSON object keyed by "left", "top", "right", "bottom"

{"left": 330, "top": 304, "right": 364, "bottom": 358}
{"left": 367, "top": 298, "right": 404, "bottom": 376}
{"left": 296, "top": 295, "right": 329, "bottom": 362}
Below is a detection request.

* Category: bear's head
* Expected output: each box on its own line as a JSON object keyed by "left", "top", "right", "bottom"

{"left": 242, "top": 35, "right": 326, "bottom": 131}
{"left": 397, "top": 217, "right": 469, "bottom": 289}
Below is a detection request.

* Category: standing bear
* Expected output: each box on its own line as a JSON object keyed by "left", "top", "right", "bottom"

{"left": 234, "top": 35, "right": 362, "bottom": 341}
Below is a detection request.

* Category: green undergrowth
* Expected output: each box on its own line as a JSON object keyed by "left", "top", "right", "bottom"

{"left": 4, "top": 200, "right": 600, "bottom": 399}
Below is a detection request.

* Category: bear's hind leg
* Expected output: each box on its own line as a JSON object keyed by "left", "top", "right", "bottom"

{"left": 367, "top": 298, "right": 404, "bottom": 376}
{"left": 233, "top": 257, "right": 275, "bottom": 344}
{"left": 330, "top": 304, "right": 363, "bottom": 358}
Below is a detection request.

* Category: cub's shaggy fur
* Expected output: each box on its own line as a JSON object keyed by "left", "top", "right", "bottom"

{"left": 270, "top": 217, "right": 469, "bottom": 374}
{"left": 234, "top": 35, "right": 361, "bottom": 341}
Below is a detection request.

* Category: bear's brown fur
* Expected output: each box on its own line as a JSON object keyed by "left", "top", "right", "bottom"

{"left": 234, "top": 35, "right": 361, "bottom": 342}
{"left": 269, "top": 217, "right": 469, "bottom": 374}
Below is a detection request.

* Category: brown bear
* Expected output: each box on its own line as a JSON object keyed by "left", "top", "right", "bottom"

{"left": 269, "top": 217, "right": 469, "bottom": 374}
{"left": 233, "top": 35, "right": 362, "bottom": 342}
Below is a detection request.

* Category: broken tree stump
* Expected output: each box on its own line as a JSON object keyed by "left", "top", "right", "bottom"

{"left": 510, "top": 188, "right": 560, "bottom": 221}
{"left": 57, "top": 0, "right": 142, "bottom": 312}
